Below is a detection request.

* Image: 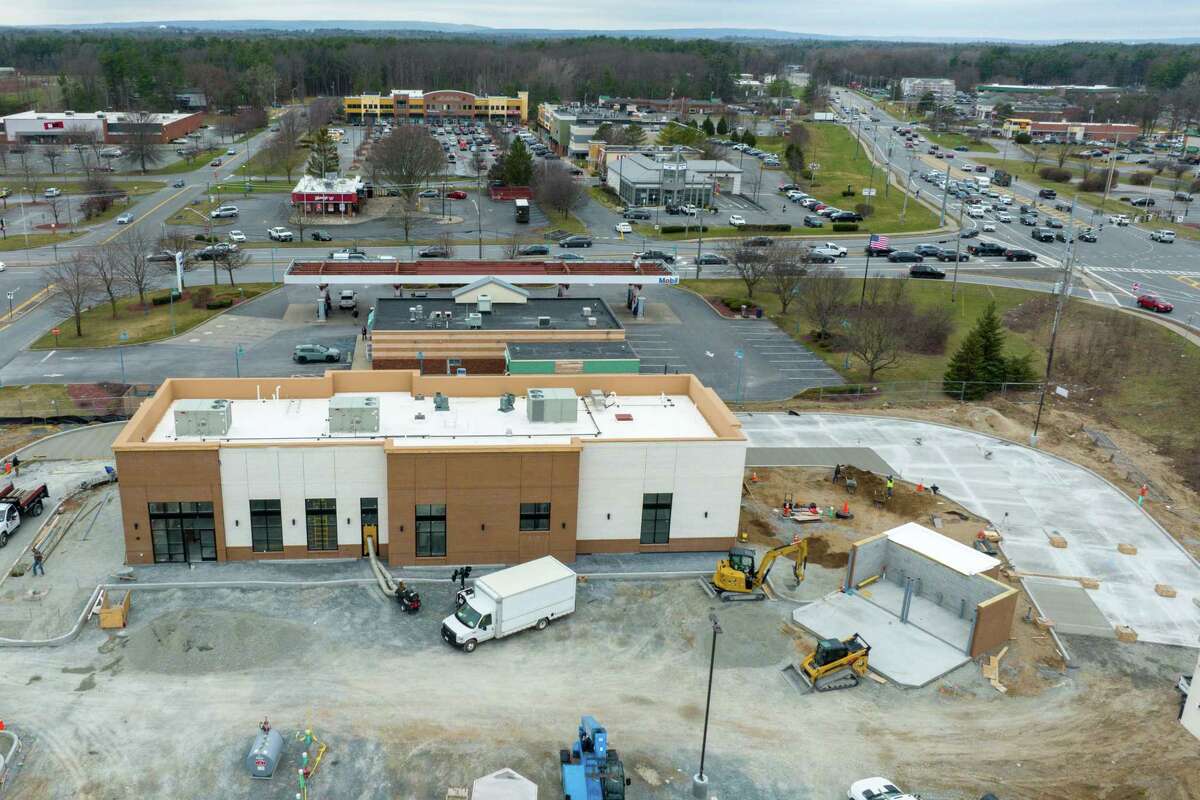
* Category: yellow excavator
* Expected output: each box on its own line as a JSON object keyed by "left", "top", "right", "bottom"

{"left": 711, "top": 541, "right": 808, "bottom": 601}
{"left": 799, "top": 633, "right": 871, "bottom": 692}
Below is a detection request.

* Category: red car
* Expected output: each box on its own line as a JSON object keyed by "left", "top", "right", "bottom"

{"left": 445, "top": 190, "right": 467, "bottom": 200}
{"left": 1137, "top": 294, "right": 1173, "bottom": 313}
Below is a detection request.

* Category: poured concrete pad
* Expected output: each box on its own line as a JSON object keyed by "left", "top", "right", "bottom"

{"left": 742, "top": 412, "right": 1200, "bottom": 649}
{"left": 1023, "top": 577, "right": 1115, "bottom": 638}
{"left": 745, "top": 445, "right": 896, "bottom": 475}
{"left": 792, "top": 591, "right": 970, "bottom": 688}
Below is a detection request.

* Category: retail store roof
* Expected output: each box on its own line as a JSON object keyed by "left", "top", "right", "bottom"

{"left": 506, "top": 340, "right": 638, "bottom": 361}
{"left": 373, "top": 297, "right": 621, "bottom": 332}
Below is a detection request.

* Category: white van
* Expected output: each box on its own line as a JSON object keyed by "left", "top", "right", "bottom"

{"left": 976, "top": 176, "right": 991, "bottom": 189}
{"left": 966, "top": 205, "right": 985, "bottom": 219}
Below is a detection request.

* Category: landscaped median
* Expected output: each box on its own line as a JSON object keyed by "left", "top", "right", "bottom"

{"left": 31, "top": 283, "right": 278, "bottom": 350}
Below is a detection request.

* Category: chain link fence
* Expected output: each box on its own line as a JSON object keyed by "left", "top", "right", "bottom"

{"left": 794, "top": 380, "right": 1045, "bottom": 405}
{"left": 0, "top": 383, "right": 156, "bottom": 423}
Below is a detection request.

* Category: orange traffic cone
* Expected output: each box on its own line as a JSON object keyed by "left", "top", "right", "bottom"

{"left": 751, "top": 471, "right": 759, "bottom": 483}
{"left": 841, "top": 501, "right": 850, "bottom": 516}
{"left": 916, "top": 482, "right": 925, "bottom": 493}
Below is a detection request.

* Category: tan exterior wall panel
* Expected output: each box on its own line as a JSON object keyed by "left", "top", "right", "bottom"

{"left": 114, "top": 448, "right": 225, "bottom": 565}
{"left": 969, "top": 585, "right": 1018, "bottom": 658}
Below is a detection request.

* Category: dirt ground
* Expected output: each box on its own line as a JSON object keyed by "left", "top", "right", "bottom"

{"left": 739, "top": 396, "right": 1200, "bottom": 561}
{"left": 0, "top": 422, "right": 62, "bottom": 458}
{"left": 739, "top": 466, "right": 1067, "bottom": 699}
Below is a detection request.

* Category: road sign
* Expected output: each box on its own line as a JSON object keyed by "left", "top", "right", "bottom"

{"left": 734, "top": 349, "right": 744, "bottom": 360}
{"left": 862, "top": 188, "right": 877, "bottom": 197}
{"left": 118, "top": 330, "right": 129, "bottom": 342}
{"left": 51, "top": 327, "right": 60, "bottom": 336}
{"left": 808, "top": 163, "right": 820, "bottom": 171}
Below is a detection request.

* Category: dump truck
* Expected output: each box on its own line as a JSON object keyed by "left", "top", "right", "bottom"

{"left": 441, "top": 556, "right": 576, "bottom": 653}
{"left": 0, "top": 479, "right": 49, "bottom": 547}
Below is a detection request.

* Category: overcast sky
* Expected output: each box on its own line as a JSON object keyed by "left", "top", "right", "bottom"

{"left": 11, "top": 0, "right": 1200, "bottom": 40}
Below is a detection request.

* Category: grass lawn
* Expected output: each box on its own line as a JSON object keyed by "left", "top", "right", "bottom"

{"left": 684, "top": 277, "right": 1042, "bottom": 384}
{"left": 588, "top": 186, "right": 623, "bottom": 211}
{"left": 240, "top": 145, "right": 308, "bottom": 180}
{"left": 0, "top": 231, "right": 82, "bottom": 252}
{"left": 33, "top": 180, "right": 165, "bottom": 196}
{"left": 924, "top": 131, "right": 997, "bottom": 153}
{"left": 542, "top": 209, "right": 587, "bottom": 235}
{"left": 165, "top": 198, "right": 238, "bottom": 227}
{"left": 758, "top": 125, "right": 941, "bottom": 234}
{"left": 144, "top": 149, "right": 225, "bottom": 176}
{"left": 213, "top": 179, "right": 295, "bottom": 194}
{"left": 31, "top": 283, "right": 278, "bottom": 349}
{"left": 0, "top": 383, "right": 128, "bottom": 418}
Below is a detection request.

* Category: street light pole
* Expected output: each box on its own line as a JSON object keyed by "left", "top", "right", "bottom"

{"left": 950, "top": 199, "right": 967, "bottom": 301}
{"left": 693, "top": 613, "right": 721, "bottom": 799}
{"left": 938, "top": 160, "right": 951, "bottom": 227}
{"left": 1032, "top": 200, "right": 1078, "bottom": 446}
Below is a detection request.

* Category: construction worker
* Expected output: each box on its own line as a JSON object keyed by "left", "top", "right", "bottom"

{"left": 886, "top": 475, "right": 895, "bottom": 498}
{"left": 832, "top": 464, "right": 842, "bottom": 484}
{"left": 10, "top": 455, "right": 19, "bottom": 477}
{"left": 31, "top": 547, "right": 44, "bottom": 576}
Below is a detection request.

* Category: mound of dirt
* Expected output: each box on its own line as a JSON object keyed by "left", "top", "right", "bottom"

{"left": 962, "top": 405, "right": 1028, "bottom": 441}
{"left": 123, "top": 608, "right": 313, "bottom": 675}
{"left": 806, "top": 536, "right": 849, "bottom": 568}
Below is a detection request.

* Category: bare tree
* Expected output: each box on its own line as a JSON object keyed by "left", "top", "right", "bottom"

{"left": 765, "top": 242, "right": 810, "bottom": 315}
{"left": 43, "top": 143, "right": 65, "bottom": 175}
{"left": 533, "top": 162, "right": 585, "bottom": 217}
{"left": 391, "top": 198, "right": 422, "bottom": 242}
{"left": 263, "top": 133, "right": 296, "bottom": 181}
{"left": 0, "top": 140, "right": 8, "bottom": 172}
{"left": 796, "top": 266, "right": 850, "bottom": 341}
{"left": 93, "top": 244, "right": 123, "bottom": 318}
{"left": 17, "top": 151, "right": 39, "bottom": 198}
{"left": 44, "top": 194, "right": 65, "bottom": 228}
{"left": 370, "top": 126, "right": 444, "bottom": 206}
{"left": 215, "top": 246, "right": 251, "bottom": 287}
{"left": 436, "top": 230, "right": 456, "bottom": 259}
{"left": 115, "top": 228, "right": 154, "bottom": 306}
{"left": 504, "top": 233, "right": 524, "bottom": 259}
{"left": 718, "top": 237, "right": 770, "bottom": 299}
{"left": 847, "top": 279, "right": 909, "bottom": 381}
{"left": 158, "top": 230, "right": 195, "bottom": 288}
{"left": 46, "top": 253, "right": 99, "bottom": 338}
{"left": 277, "top": 109, "right": 303, "bottom": 147}
{"left": 1054, "top": 142, "right": 1074, "bottom": 169}
{"left": 121, "top": 111, "right": 166, "bottom": 173}
{"left": 307, "top": 98, "right": 337, "bottom": 133}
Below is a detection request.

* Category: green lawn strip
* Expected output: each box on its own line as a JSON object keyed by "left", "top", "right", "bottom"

{"left": 682, "top": 277, "right": 1042, "bottom": 383}
{"left": 31, "top": 180, "right": 165, "bottom": 196}
{"left": 588, "top": 186, "right": 623, "bottom": 211}
{"left": 543, "top": 210, "right": 587, "bottom": 235}
{"left": 142, "top": 149, "right": 227, "bottom": 176}
{"left": 924, "top": 131, "right": 997, "bottom": 153}
{"left": 0, "top": 231, "right": 83, "bottom": 251}
{"left": 165, "top": 198, "right": 238, "bottom": 227}
{"left": 240, "top": 145, "right": 308, "bottom": 180}
{"left": 0, "top": 383, "right": 88, "bottom": 417}
{"left": 30, "top": 283, "right": 279, "bottom": 349}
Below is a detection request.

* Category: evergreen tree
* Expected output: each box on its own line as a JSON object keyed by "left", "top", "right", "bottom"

{"left": 729, "top": 130, "right": 742, "bottom": 143}
{"left": 716, "top": 116, "right": 729, "bottom": 135}
{"left": 504, "top": 138, "right": 534, "bottom": 186}
{"left": 742, "top": 130, "right": 758, "bottom": 147}
{"left": 623, "top": 124, "right": 646, "bottom": 146}
{"left": 702, "top": 117, "right": 715, "bottom": 136}
{"left": 305, "top": 127, "right": 339, "bottom": 177}
{"left": 943, "top": 329, "right": 984, "bottom": 399}
{"left": 943, "top": 301, "right": 1030, "bottom": 400}
{"left": 973, "top": 302, "right": 1009, "bottom": 387}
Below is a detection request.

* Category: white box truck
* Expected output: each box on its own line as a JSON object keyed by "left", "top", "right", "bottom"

{"left": 441, "top": 556, "right": 576, "bottom": 652}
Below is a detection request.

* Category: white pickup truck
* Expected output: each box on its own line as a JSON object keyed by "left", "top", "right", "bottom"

{"left": 0, "top": 479, "right": 49, "bottom": 547}
{"left": 441, "top": 556, "right": 576, "bottom": 653}
{"left": 1108, "top": 214, "right": 1130, "bottom": 226}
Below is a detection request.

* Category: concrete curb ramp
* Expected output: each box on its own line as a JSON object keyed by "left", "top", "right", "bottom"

{"left": 738, "top": 412, "right": 1200, "bottom": 648}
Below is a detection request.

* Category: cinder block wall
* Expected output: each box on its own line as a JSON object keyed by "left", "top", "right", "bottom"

{"left": 884, "top": 544, "right": 1003, "bottom": 616}
{"left": 846, "top": 534, "right": 888, "bottom": 589}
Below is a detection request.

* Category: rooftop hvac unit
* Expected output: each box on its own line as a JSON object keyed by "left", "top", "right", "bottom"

{"left": 526, "top": 388, "right": 578, "bottom": 423}
{"left": 467, "top": 312, "right": 483, "bottom": 329}
{"left": 537, "top": 316, "right": 552, "bottom": 329}
{"left": 433, "top": 392, "right": 450, "bottom": 411}
{"left": 173, "top": 398, "right": 232, "bottom": 437}
{"left": 409, "top": 306, "right": 418, "bottom": 321}
{"left": 586, "top": 317, "right": 597, "bottom": 328}
{"left": 581, "top": 306, "right": 592, "bottom": 317}
{"left": 477, "top": 294, "right": 493, "bottom": 313}
{"left": 329, "top": 396, "right": 380, "bottom": 434}
{"left": 499, "top": 393, "right": 515, "bottom": 413}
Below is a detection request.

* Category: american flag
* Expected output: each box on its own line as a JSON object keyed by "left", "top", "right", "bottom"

{"left": 868, "top": 234, "right": 890, "bottom": 251}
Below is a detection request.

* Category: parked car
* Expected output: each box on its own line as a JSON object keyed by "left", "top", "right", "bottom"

{"left": 623, "top": 208, "right": 652, "bottom": 220}
{"left": 147, "top": 250, "right": 176, "bottom": 263}
{"left": 228, "top": 230, "right": 247, "bottom": 243}
{"left": 518, "top": 244, "right": 550, "bottom": 256}
{"left": 1004, "top": 248, "right": 1037, "bottom": 262}
{"left": 1137, "top": 294, "right": 1173, "bottom": 313}
{"left": 887, "top": 251, "right": 923, "bottom": 263}
{"left": 1150, "top": 229, "right": 1176, "bottom": 243}
{"left": 310, "top": 230, "right": 333, "bottom": 242}
{"left": 728, "top": 214, "right": 747, "bottom": 227}
{"left": 614, "top": 222, "right": 633, "bottom": 234}
{"left": 446, "top": 190, "right": 468, "bottom": 200}
{"left": 831, "top": 211, "right": 863, "bottom": 222}
{"left": 694, "top": 253, "right": 729, "bottom": 266}
{"left": 267, "top": 227, "right": 293, "bottom": 242}
{"left": 210, "top": 205, "right": 239, "bottom": 219}
{"left": 43, "top": 187, "right": 61, "bottom": 198}
{"left": 849, "top": 777, "right": 918, "bottom": 800}
{"left": 418, "top": 245, "right": 450, "bottom": 258}
{"left": 803, "top": 215, "right": 824, "bottom": 228}
{"left": 909, "top": 264, "right": 946, "bottom": 279}
{"left": 115, "top": 212, "right": 133, "bottom": 225}
{"left": 293, "top": 344, "right": 341, "bottom": 363}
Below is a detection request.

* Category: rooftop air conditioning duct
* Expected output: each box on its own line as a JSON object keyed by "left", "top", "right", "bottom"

{"left": 587, "top": 317, "right": 597, "bottom": 328}
{"left": 467, "top": 312, "right": 483, "bottom": 329}
{"left": 537, "top": 316, "right": 552, "bottom": 328}
{"left": 581, "top": 306, "right": 592, "bottom": 317}
{"left": 477, "top": 294, "right": 492, "bottom": 313}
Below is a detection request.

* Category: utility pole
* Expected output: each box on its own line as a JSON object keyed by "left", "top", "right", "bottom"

{"left": 899, "top": 151, "right": 914, "bottom": 223}
{"left": 1032, "top": 200, "right": 1078, "bottom": 446}
{"left": 938, "top": 160, "right": 951, "bottom": 227}
{"left": 950, "top": 199, "right": 967, "bottom": 301}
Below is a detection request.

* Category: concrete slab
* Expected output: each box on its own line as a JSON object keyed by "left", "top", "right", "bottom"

{"left": 17, "top": 422, "right": 123, "bottom": 461}
{"left": 742, "top": 412, "right": 1200, "bottom": 648}
{"left": 1023, "top": 577, "right": 1115, "bottom": 638}
{"left": 745, "top": 445, "right": 896, "bottom": 475}
{"left": 792, "top": 591, "right": 970, "bottom": 687}
{"left": 863, "top": 579, "right": 972, "bottom": 651}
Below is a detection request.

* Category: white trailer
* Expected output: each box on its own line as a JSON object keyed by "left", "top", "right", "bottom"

{"left": 441, "top": 556, "right": 576, "bottom": 652}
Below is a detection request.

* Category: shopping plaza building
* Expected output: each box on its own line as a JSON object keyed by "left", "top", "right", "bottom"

{"left": 112, "top": 370, "right": 745, "bottom": 568}
{"left": 342, "top": 90, "right": 529, "bottom": 124}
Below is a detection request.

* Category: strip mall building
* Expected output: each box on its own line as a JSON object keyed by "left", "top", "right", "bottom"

{"left": 112, "top": 371, "right": 745, "bottom": 568}
{"left": 343, "top": 90, "right": 529, "bottom": 124}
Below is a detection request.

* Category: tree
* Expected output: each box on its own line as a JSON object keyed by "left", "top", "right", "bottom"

{"left": 917, "top": 91, "right": 937, "bottom": 114}
{"left": 306, "top": 97, "right": 337, "bottom": 133}
{"left": 391, "top": 197, "right": 422, "bottom": 242}
{"left": 742, "top": 130, "right": 758, "bottom": 148}
{"left": 1028, "top": 142, "right": 1046, "bottom": 171}
{"left": 942, "top": 301, "right": 1032, "bottom": 399}
{"left": 622, "top": 124, "right": 646, "bottom": 147}
{"left": 93, "top": 244, "right": 123, "bottom": 319}
{"left": 121, "top": 110, "right": 166, "bottom": 173}
{"left": 436, "top": 230, "right": 456, "bottom": 260}
{"left": 114, "top": 228, "right": 154, "bottom": 306}
{"left": 994, "top": 102, "right": 1015, "bottom": 120}
{"left": 214, "top": 246, "right": 251, "bottom": 287}
{"left": 277, "top": 109, "right": 303, "bottom": 147}
{"left": 702, "top": 117, "right": 715, "bottom": 136}
{"left": 1055, "top": 142, "right": 1074, "bottom": 169}
{"left": 659, "top": 121, "right": 707, "bottom": 148}
{"left": 768, "top": 78, "right": 791, "bottom": 98}
{"left": 719, "top": 238, "right": 770, "bottom": 299}
{"left": 716, "top": 116, "right": 729, "bottom": 135}
{"left": 797, "top": 266, "right": 850, "bottom": 341}
{"left": 533, "top": 162, "right": 585, "bottom": 217}
{"left": 847, "top": 279, "right": 909, "bottom": 381}
{"left": 504, "top": 138, "right": 534, "bottom": 187}
{"left": 765, "top": 242, "right": 809, "bottom": 314}
{"left": 1013, "top": 132, "right": 1032, "bottom": 145}
{"left": 43, "top": 143, "right": 65, "bottom": 175}
{"left": 46, "top": 253, "right": 98, "bottom": 339}
{"left": 305, "top": 127, "right": 340, "bottom": 178}
{"left": 370, "top": 126, "right": 444, "bottom": 206}
{"left": 264, "top": 133, "right": 297, "bottom": 182}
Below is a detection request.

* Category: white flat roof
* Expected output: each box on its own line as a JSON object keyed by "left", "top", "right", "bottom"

{"left": 148, "top": 391, "right": 717, "bottom": 445}
{"left": 479, "top": 557, "right": 575, "bottom": 597}
{"left": 885, "top": 522, "right": 1000, "bottom": 576}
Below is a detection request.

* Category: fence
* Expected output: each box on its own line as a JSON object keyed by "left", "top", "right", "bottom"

{"left": 793, "top": 380, "right": 1045, "bottom": 405}
{"left": 0, "top": 383, "right": 155, "bottom": 424}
